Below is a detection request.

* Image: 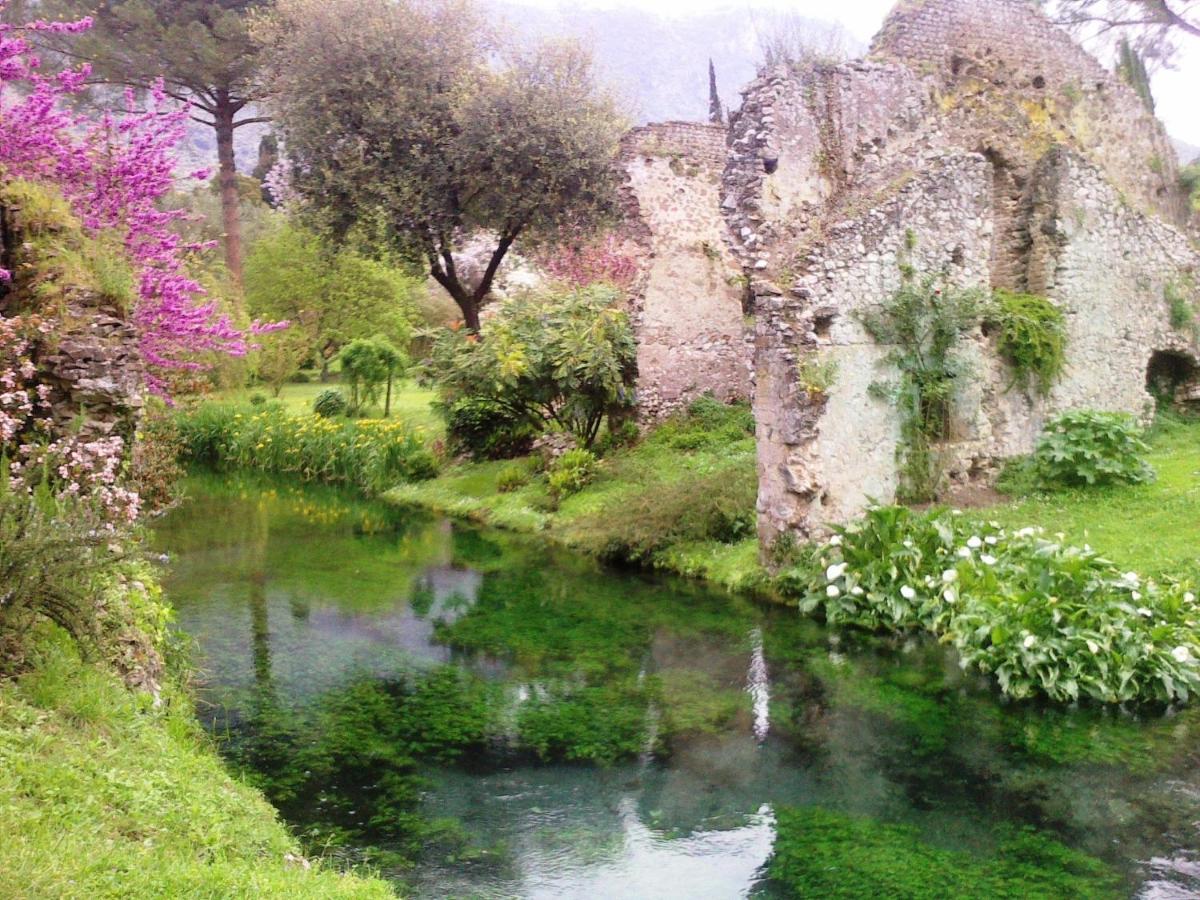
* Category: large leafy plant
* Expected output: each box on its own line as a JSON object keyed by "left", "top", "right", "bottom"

{"left": 1032, "top": 410, "right": 1154, "bottom": 487}
{"left": 426, "top": 285, "right": 637, "bottom": 449}
{"left": 778, "top": 505, "right": 1200, "bottom": 704}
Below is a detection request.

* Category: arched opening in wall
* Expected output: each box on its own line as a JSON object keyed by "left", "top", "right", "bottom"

{"left": 1146, "top": 350, "right": 1200, "bottom": 409}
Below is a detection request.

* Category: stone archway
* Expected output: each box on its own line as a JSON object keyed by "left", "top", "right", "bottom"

{"left": 1146, "top": 349, "right": 1200, "bottom": 409}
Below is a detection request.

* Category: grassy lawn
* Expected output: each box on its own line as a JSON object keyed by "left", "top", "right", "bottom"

{"left": 0, "top": 633, "right": 395, "bottom": 900}
{"left": 978, "top": 417, "right": 1200, "bottom": 579}
{"left": 215, "top": 379, "right": 443, "bottom": 433}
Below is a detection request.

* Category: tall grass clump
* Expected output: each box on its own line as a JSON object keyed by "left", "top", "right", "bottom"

{"left": 174, "top": 404, "right": 439, "bottom": 494}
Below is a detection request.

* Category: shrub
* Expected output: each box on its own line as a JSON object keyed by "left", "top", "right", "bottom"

{"left": 547, "top": 449, "right": 597, "bottom": 500}
{"left": 174, "top": 404, "right": 438, "bottom": 494}
{"left": 1165, "top": 280, "right": 1198, "bottom": 337}
{"left": 439, "top": 396, "right": 537, "bottom": 461}
{"left": 496, "top": 462, "right": 533, "bottom": 493}
{"left": 248, "top": 392, "right": 268, "bottom": 406}
{"left": 650, "top": 395, "right": 754, "bottom": 451}
{"left": 312, "top": 388, "right": 347, "bottom": 419}
{"left": 425, "top": 284, "right": 637, "bottom": 448}
{"left": 1032, "top": 410, "right": 1153, "bottom": 487}
{"left": 778, "top": 505, "right": 1200, "bottom": 704}
{"left": 991, "top": 290, "right": 1067, "bottom": 395}
{"left": 574, "top": 465, "right": 757, "bottom": 563}
{"left": 129, "top": 411, "right": 185, "bottom": 515}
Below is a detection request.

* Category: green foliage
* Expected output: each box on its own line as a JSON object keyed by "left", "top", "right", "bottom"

{"left": 437, "top": 396, "right": 538, "bottom": 461}
{"left": 244, "top": 221, "right": 419, "bottom": 374}
{"left": 765, "top": 807, "right": 1120, "bottom": 898}
{"left": 426, "top": 285, "right": 637, "bottom": 448}
{"left": 796, "top": 352, "right": 839, "bottom": 395}
{"left": 778, "top": 505, "right": 1200, "bottom": 703}
{"left": 0, "top": 483, "right": 131, "bottom": 670}
{"left": 574, "top": 465, "right": 757, "bottom": 563}
{"left": 1165, "top": 279, "right": 1198, "bottom": 336}
{"left": 547, "top": 449, "right": 598, "bottom": 500}
{"left": 651, "top": 394, "right": 755, "bottom": 450}
{"left": 1116, "top": 38, "right": 1155, "bottom": 113}
{"left": 990, "top": 290, "right": 1067, "bottom": 395}
{"left": 339, "top": 337, "right": 408, "bottom": 415}
{"left": 1182, "top": 160, "right": 1200, "bottom": 212}
{"left": 312, "top": 388, "right": 348, "bottom": 419}
{"left": 496, "top": 461, "right": 534, "bottom": 493}
{"left": 1032, "top": 410, "right": 1154, "bottom": 488}
{"left": 0, "top": 636, "right": 394, "bottom": 898}
{"left": 860, "top": 273, "right": 985, "bottom": 501}
{"left": 249, "top": 391, "right": 268, "bottom": 406}
{"left": 260, "top": 0, "right": 625, "bottom": 328}
{"left": 173, "top": 404, "right": 438, "bottom": 494}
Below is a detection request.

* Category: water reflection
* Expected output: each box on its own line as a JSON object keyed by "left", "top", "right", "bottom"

{"left": 156, "top": 473, "right": 1200, "bottom": 898}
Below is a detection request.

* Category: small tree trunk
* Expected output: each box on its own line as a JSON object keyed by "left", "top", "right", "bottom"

{"left": 384, "top": 370, "right": 393, "bottom": 418}
{"left": 214, "top": 97, "right": 244, "bottom": 295}
{"left": 462, "top": 300, "right": 481, "bottom": 333}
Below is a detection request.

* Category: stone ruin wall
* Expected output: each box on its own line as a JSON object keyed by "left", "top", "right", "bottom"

{"left": 718, "top": 0, "right": 1200, "bottom": 547}
{"left": 619, "top": 122, "right": 751, "bottom": 419}
{"left": 0, "top": 198, "right": 145, "bottom": 445}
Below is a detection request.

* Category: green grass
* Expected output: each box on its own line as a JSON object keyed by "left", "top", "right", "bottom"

{"left": 217, "top": 380, "right": 443, "bottom": 433}
{"left": 979, "top": 417, "right": 1200, "bottom": 578}
{"left": 0, "top": 632, "right": 396, "bottom": 900}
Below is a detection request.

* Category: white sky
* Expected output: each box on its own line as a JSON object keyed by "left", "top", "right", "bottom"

{"left": 512, "top": 0, "right": 1200, "bottom": 149}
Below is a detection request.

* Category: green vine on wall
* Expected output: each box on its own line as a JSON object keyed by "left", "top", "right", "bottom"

{"left": 861, "top": 269, "right": 985, "bottom": 503}
{"left": 989, "top": 290, "right": 1067, "bottom": 396}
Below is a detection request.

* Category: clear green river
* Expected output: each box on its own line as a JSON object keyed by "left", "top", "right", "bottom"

{"left": 155, "top": 473, "right": 1200, "bottom": 899}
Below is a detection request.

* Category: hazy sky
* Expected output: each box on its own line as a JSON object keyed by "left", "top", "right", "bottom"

{"left": 511, "top": 0, "right": 1200, "bottom": 148}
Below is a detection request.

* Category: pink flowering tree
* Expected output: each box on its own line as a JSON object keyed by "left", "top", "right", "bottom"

{"left": 0, "top": 4, "right": 273, "bottom": 523}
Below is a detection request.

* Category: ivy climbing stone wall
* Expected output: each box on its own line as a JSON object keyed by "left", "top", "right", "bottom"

{"left": 718, "top": 0, "right": 1200, "bottom": 548}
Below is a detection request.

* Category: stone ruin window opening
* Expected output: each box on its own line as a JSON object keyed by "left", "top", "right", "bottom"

{"left": 1032, "top": 75, "right": 1046, "bottom": 90}
{"left": 1146, "top": 349, "right": 1199, "bottom": 408}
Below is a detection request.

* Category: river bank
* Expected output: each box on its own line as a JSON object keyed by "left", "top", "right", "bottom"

{"left": 0, "top": 624, "right": 397, "bottom": 898}
{"left": 144, "top": 471, "right": 1200, "bottom": 897}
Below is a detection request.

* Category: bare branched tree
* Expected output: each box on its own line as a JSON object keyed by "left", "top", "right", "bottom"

{"left": 1053, "top": 0, "right": 1199, "bottom": 67}
{"left": 755, "top": 13, "right": 851, "bottom": 72}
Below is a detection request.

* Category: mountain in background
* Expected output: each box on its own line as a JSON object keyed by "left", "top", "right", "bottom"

{"left": 1174, "top": 137, "right": 1200, "bottom": 165}
{"left": 490, "top": 2, "right": 857, "bottom": 123}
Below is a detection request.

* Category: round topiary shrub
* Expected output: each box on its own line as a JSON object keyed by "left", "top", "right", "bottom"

{"left": 312, "top": 388, "right": 348, "bottom": 418}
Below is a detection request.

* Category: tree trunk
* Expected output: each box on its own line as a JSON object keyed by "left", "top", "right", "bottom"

{"left": 214, "top": 97, "right": 244, "bottom": 295}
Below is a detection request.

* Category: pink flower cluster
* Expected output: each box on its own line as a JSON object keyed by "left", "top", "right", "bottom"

{"left": 1, "top": 315, "right": 135, "bottom": 528}
{"left": 0, "top": 3, "right": 267, "bottom": 395}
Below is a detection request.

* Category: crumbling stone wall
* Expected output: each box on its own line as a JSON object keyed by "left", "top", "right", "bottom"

{"left": 621, "top": 123, "right": 751, "bottom": 418}
{"left": 723, "top": 0, "right": 1200, "bottom": 548}
{"left": 0, "top": 193, "right": 145, "bottom": 444}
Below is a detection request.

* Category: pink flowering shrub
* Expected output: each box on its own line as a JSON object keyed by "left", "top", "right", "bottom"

{"left": 0, "top": 3, "right": 274, "bottom": 393}
{"left": 537, "top": 231, "right": 640, "bottom": 290}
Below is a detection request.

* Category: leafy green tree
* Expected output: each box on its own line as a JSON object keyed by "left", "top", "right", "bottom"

{"left": 244, "top": 223, "right": 418, "bottom": 380}
{"left": 339, "top": 337, "right": 408, "bottom": 416}
{"left": 426, "top": 285, "right": 638, "bottom": 448}
{"left": 258, "top": 0, "right": 625, "bottom": 332}
{"left": 43, "top": 0, "right": 269, "bottom": 289}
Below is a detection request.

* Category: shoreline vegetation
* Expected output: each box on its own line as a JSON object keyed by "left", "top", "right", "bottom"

{"left": 172, "top": 387, "right": 1200, "bottom": 706}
